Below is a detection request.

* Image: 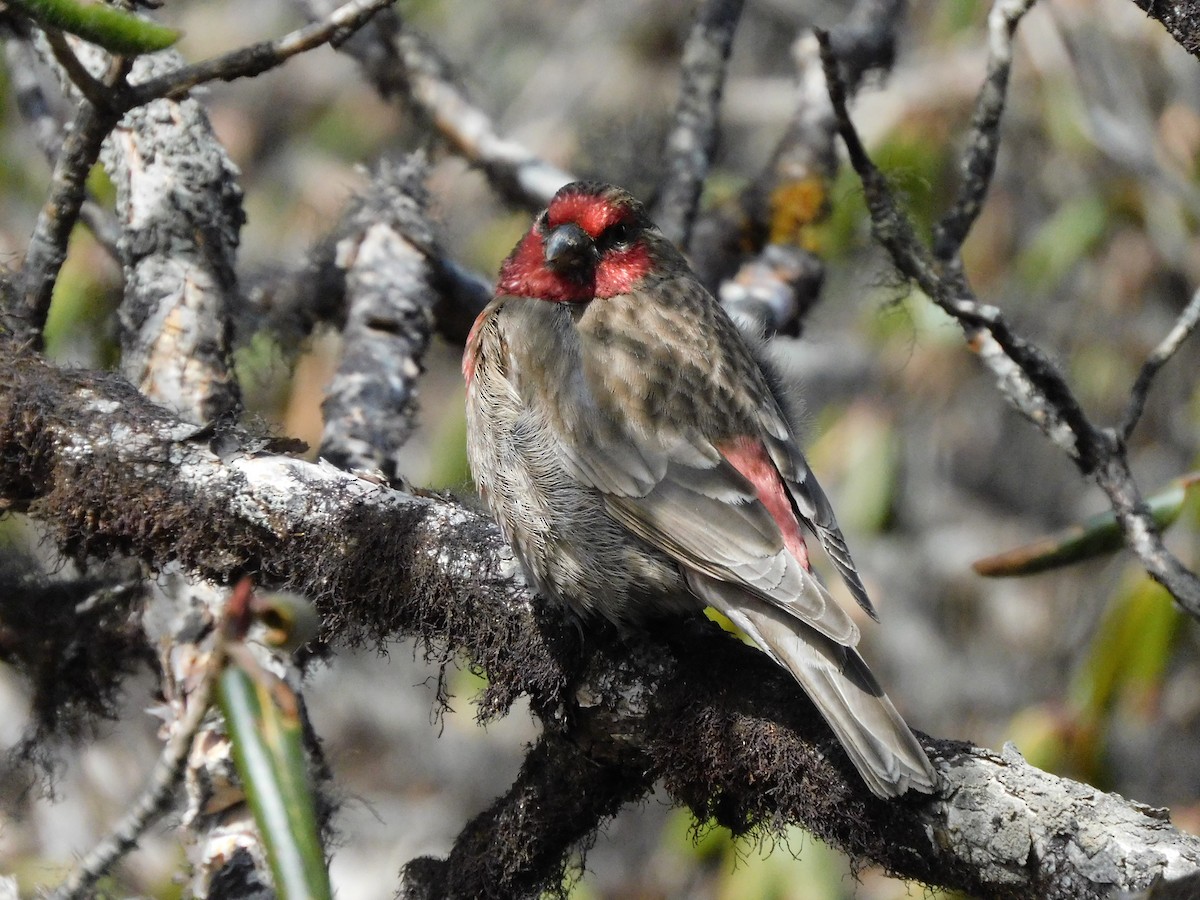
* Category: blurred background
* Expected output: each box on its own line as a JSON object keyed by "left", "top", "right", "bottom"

{"left": 1, "top": 0, "right": 1199, "bottom": 896}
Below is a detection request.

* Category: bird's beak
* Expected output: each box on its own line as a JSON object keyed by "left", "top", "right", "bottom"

{"left": 544, "top": 223, "right": 598, "bottom": 274}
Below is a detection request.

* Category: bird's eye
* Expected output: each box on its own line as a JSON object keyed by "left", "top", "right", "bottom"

{"left": 536, "top": 211, "right": 550, "bottom": 232}
{"left": 600, "top": 221, "right": 633, "bottom": 250}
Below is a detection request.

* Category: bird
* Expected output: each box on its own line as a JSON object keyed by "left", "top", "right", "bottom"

{"left": 463, "top": 181, "right": 936, "bottom": 798}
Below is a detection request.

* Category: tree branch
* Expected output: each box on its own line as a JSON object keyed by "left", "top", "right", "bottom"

{"left": 318, "top": 156, "right": 437, "bottom": 481}
{"left": 654, "top": 0, "right": 746, "bottom": 250}
{"left": 401, "top": 731, "right": 651, "bottom": 899}
{"left": 1120, "top": 286, "right": 1200, "bottom": 442}
{"left": 126, "top": 0, "right": 395, "bottom": 105}
{"left": 300, "top": 0, "right": 573, "bottom": 211}
{"left": 2, "top": 340, "right": 1198, "bottom": 898}
{"left": 816, "top": 17, "right": 1200, "bottom": 617}
{"left": 933, "top": 0, "right": 1035, "bottom": 261}
{"left": 1127, "top": 0, "right": 1200, "bottom": 60}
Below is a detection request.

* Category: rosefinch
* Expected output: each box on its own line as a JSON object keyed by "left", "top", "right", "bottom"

{"left": 464, "top": 182, "right": 936, "bottom": 797}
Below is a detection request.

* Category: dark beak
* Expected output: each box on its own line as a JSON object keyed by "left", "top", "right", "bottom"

{"left": 544, "top": 223, "right": 598, "bottom": 274}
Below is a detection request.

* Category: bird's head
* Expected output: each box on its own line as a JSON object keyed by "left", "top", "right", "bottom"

{"left": 497, "top": 182, "right": 659, "bottom": 303}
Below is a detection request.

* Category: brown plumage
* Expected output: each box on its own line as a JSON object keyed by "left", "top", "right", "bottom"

{"left": 464, "top": 182, "right": 936, "bottom": 798}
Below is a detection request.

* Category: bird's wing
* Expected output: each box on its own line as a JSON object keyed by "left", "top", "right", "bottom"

{"left": 757, "top": 414, "right": 878, "bottom": 619}
{"left": 600, "top": 433, "right": 860, "bottom": 647}
{"left": 545, "top": 363, "right": 862, "bottom": 647}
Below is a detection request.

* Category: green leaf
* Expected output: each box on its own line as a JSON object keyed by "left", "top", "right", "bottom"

{"left": 218, "top": 664, "right": 331, "bottom": 900}
{"left": 9, "top": 0, "right": 179, "bottom": 55}
{"left": 973, "top": 473, "right": 1199, "bottom": 577}
{"left": 1071, "top": 574, "right": 1182, "bottom": 721}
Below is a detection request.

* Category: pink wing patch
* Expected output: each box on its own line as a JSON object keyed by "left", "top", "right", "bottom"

{"left": 462, "top": 308, "right": 490, "bottom": 385}
{"left": 719, "top": 435, "right": 811, "bottom": 570}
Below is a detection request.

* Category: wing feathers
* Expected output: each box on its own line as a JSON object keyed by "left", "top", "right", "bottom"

{"left": 690, "top": 573, "right": 936, "bottom": 797}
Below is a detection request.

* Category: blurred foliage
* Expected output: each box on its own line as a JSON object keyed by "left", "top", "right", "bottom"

{"left": 43, "top": 229, "right": 120, "bottom": 367}
{"left": 1016, "top": 193, "right": 1110, "bottom": 289}
{"left": 810, "top": 403, "right": 900, "bottom": 533}
{"left": 1014, "top": 573, "right": 1184, "bottom": 788}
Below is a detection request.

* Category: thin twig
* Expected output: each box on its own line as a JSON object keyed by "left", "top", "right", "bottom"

{"left": 1120, "top": 286, "right": 1200, "bottom": 442}
{"left": 1093, "top": 451, "right": 1200, "bottom": 618}
{"left": 49, "top": 649, "right": 222, "bottom": 900}
{"left": 42, "top": 26, "right": 113, "bottom": 110}
{"left": 816, "top": 25, "right": 1200, "bottom": 617}
{"left": 654, "top": 0, "right": 746, "bottom": 250}
{"left": 816, "top": 28, "right": 1101, "bottom": 471}
{"left": 933, "top": 0, "right": 1036, "bottom": 260}
{"left": 298, "top": 0, "right": 572, "bottom": 210}
{"left": 3, "top": 32, "right": 124, "bottom": 260}
{"left": 13, "top": 100, "right": 120, "bottom": 344}
{"left": 127, "top": 0, "right": 395, "bottom": 105}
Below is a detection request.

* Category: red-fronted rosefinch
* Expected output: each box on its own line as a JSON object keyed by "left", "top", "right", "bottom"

{"left": 464, "top": 181, "right": 936, "bottom": 797}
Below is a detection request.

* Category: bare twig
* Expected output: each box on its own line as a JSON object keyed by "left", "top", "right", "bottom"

{"left": 49, "top": 644, "right": 221, "bottom": 900}
{"left": 127, "top": 0, "right": 395, "bottom": 105}
{"left": 654, "top": 0, "right": 746, "bottom": 250}
{"left": 2, "top": 30, "right": 122, "bottom": 257}
{"left": 12, "top": 98, "right": 120, "bottom": 344}
{"left": 817, "top": 23, "right": 1200, "bottom": 618}
{"left": 299, "top": 0, "right": 572, "bottom": 210}
{"left": 42, "top": 26, "right": 112, "bottom": 110}
{"left": 817, "top": 29, "right": 1100, "bottom": 469}
{"left": 1120, "top": 286, "right": 1200, "bottom": 442}
{"left": 933, "top": 0, "right": 1036, "bottom": 260}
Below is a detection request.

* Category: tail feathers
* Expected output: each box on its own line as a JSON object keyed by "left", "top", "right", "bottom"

{"left": 690, "top": 575, "right": 937, "bottom": 798}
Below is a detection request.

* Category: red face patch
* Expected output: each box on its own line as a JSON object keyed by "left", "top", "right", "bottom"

{"left": 497, "top": 230, "right": 595, "bottom": 302}
{"left": 497, "top": 188, "right": 656, "bottom": 302}
{"left": 546, "top": 191, "right": 627, "bottom": 238}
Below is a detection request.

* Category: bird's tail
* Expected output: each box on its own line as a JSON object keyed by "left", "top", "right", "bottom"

{"left": 690, "top": 576, "right": 937, "bottom": 798}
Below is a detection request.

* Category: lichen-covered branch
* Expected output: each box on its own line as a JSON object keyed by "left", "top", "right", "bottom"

{"left": 653, "top": 0, "right": 745, "bottom": 250}
{"left": 2, "top": 340, "right": 1198, "bottom": 898}
{"left": 91, "top": 44, "right": 245, "bottom": 424}
{"left": 933, "top": 0, "right": 1035, "bottom": 261}
{"left": 319, "top": 157, "right": 437, "bottom": 479}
